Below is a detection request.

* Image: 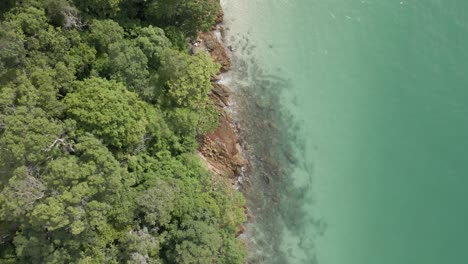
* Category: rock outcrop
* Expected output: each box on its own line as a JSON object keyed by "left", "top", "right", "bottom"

{"left": 193, "top": 26, "right": 246, "bottom": 181}
{"left": 199, "top": 83, "right": 246, "bottom": 179}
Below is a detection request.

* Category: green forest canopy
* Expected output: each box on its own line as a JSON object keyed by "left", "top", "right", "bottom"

{"left": 0, "top": 0, "right": 246, "bottom": 263}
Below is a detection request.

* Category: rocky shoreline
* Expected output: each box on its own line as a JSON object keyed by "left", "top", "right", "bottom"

{"left": 193, "top": 13, "right": 250, "bottom": 235}
{"left": 194, "top": 3, "right": 318, "bottom": 262}
{"left": 194, "top": 32, "right": 246, "bottom": 178}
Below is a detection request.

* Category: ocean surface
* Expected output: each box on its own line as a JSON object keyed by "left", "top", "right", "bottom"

{"left": 221, "top": 1, "right": 468, "bottom": 263}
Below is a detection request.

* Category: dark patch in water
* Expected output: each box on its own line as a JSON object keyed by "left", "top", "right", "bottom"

{"left": 226, "top": 34, "right": 325, "bottom": 263}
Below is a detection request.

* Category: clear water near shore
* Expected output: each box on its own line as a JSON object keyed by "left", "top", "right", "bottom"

{"left": 222, "top": 1, "right": 468, "bottom": 263}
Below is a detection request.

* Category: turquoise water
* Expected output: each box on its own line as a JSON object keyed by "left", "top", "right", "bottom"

{"left": 222, "top": 1, "right": 468, "bottom": 263}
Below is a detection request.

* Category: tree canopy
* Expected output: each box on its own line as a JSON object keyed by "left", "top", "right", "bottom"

{"left": 0, "top": 1, "right": 245, "bottom": 263}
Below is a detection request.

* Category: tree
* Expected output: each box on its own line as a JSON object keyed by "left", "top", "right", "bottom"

{"left": 119, "top": 227, "right": 162, "bottom": 264}
{"left": 86, "top": 19, "right": 124, "bottom": 54}
{"left": 144, "top": 0, "right": 221, "bottom": 36}
{"left": 108, "top": 41, "right": 150, "bottom": 95}
{"left": 158, "top": 50, "right": 220, "bottom": 140}
{"left": 158, "top": 49, "right": 219, "bottom": 109}
{"left": 2, "top": 135, "right": 129, "bottom": 262}
{"left": 133, "top": 26, "right": 172, "bottom": 69}
{"left": 73, "top": 0, "right": 122, "bottom": 17}
{"left": 0, "top": 0, "right": 15, "bottom": 19}
{"left": 137, "top": 179, "right": 179, "bottom": 227}
{"left": 0, "top": 21, "right": 26, "bottom": 82}
{"left": 64, "top": 78, "right": 151, "bottom": 150}
{"left": 0, "top": 166, "right": 46, "bottom": 221}
{"left": 165, "top": 220, "right": 223, "bottom": 264}
{"left": 0, "top": 106, "right": 63, "bottom": 172}
{"left": 3, "top": 6, "right": 48, "bottom": 36}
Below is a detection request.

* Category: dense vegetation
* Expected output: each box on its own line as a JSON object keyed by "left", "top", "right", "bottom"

{"left": 0, "top": 0, "right": 246, "bottom": 263}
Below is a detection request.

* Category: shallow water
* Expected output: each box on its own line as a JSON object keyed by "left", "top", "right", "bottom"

{"left": 222, "top": 1, "right": 468, "bottom": 263}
